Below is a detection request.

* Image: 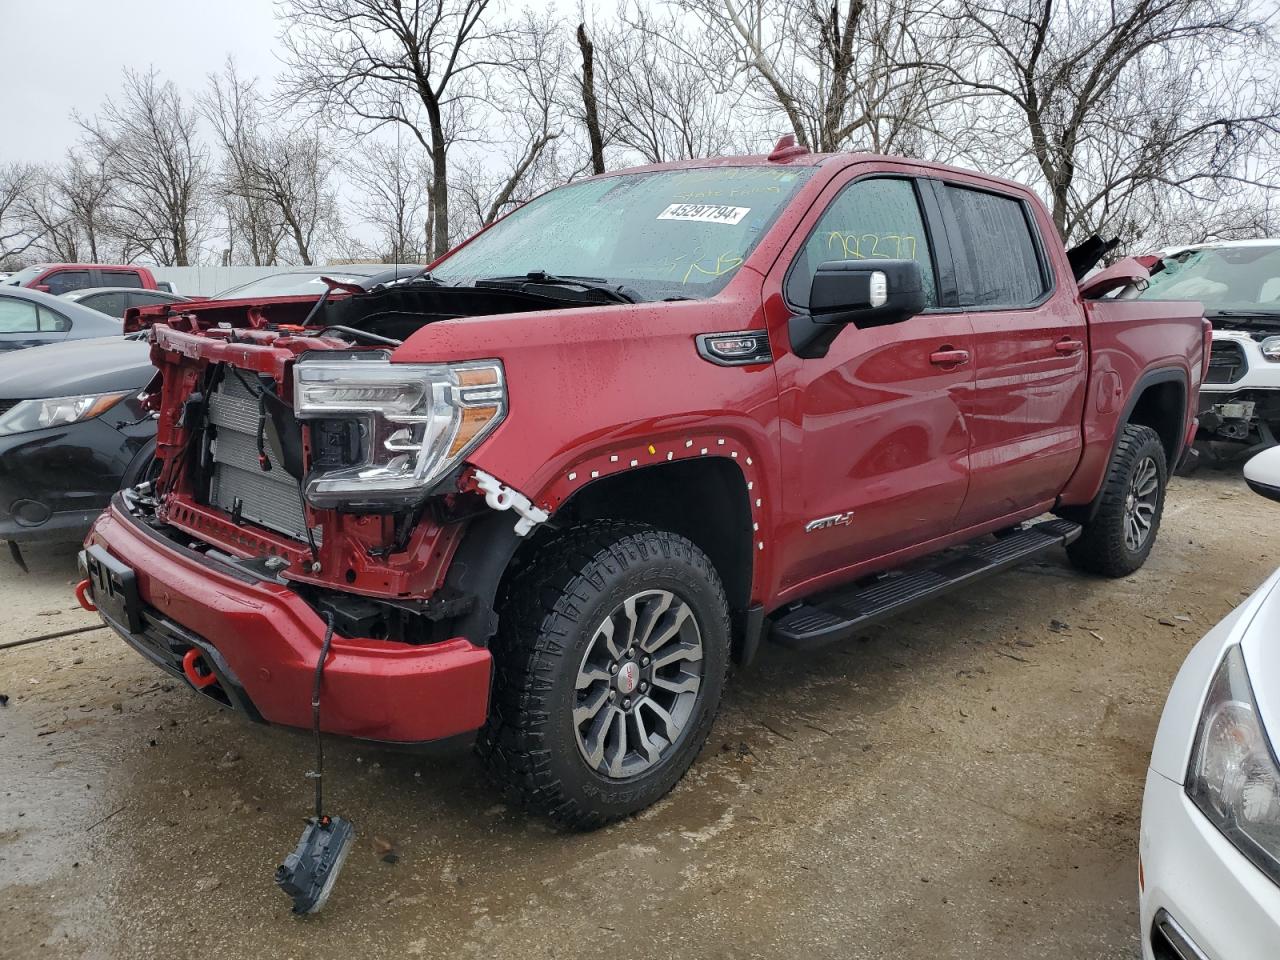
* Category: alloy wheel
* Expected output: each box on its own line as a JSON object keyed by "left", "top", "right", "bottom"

{"left": 1124, "top": 455, "right": 1159, "bottom": 551}
{"left": 573, "top": 589, "right": 704, "bottom": 779}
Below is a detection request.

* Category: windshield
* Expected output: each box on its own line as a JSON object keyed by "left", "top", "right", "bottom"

{"left": 210, "top": 271, "right": 386, "bottom": 300}
{"left": 1136, "top": 245, "right": 1280, "bottom": 314}
{"left": 433, "top": 166, "right": 814, "bottom": 301}
{"left": 2, "top": 266, "right": 47, "bottom": 286}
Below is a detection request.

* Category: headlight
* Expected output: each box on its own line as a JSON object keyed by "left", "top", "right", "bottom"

{"left": 0, "top": 391, "right": 130, "bottom": 437}
{"left": 293, "top": 359, "right": 505, "bottom": 509}
{"left": 1186, "top": 645, "right": 1280, "bottom": 884}
{"left": 1260, "top": 336, "right": 1280, "bottom": 362}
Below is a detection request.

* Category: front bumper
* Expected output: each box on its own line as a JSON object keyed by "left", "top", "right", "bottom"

{"left": 1139, "top": 767, "right": 1280, "bottom": 960}
{"left": 0, "top": 417, "right": 143, "bottom": 543}
{"left": 84, "top": 499, "right": 492, "bottom": 744}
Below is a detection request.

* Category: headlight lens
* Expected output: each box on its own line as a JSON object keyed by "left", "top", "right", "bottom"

{"left": 1260, "top": 336, "right": 1280, "bottom": 362}
{"left": 1186, "top": 645, "right": 1280, "bottom": 884}
{"left": 293, "top": 359, "right": 505, "bottom": 509}
{"left": 0, "top": 392, "right": 130, "bottom": 437}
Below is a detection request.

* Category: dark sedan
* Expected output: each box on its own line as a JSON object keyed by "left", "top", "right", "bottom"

{"left": 0, "top": 336, "right": 155, "bottom": 552}
{"left": 0, "top": 284, "right": 123, "bottom": 350}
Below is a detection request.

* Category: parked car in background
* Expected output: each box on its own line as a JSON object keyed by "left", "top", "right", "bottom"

{"left": 1133, "top": 240, "right": 1280, "bottom": 459}
{"left": 0, "top": 335, "right": 156, "bottom": 558}
{"left": 1139, "top": 443, "right": 1280, "bottom": 960}
{"left": 2, "top": 263, "right": 160, "bottom": 294}
{"left": 0, "top": 284, "right": 123, "bottom": 350}
{"left": 204, "top": 263, "right": 425, "bottom": 301}
{"left": 85, "top": 148, "right": 1204, "bottom": 829}
{"left": 61, "top": 287, "right": 189, "bottom": 319}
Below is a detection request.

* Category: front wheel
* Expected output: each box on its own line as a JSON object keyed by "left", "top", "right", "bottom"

{"left": 477, "top": 522, "right": 729, "bottom": 829}
{"left": 1066, "top": 423, "right": 1168, "bottom": 577}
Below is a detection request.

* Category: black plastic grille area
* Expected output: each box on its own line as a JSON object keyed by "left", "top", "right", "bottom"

{"left": 0, "top": 399, "right": 20, "bottom": 417}
{"left": 1205, "top": 340, "right": 1247, "bottom": 384}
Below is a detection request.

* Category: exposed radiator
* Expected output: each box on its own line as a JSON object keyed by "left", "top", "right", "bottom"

{"left": 206, "top": 372, "right": 316, "bottom": 542}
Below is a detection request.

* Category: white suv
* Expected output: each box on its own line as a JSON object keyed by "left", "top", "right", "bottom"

{"left": 1135, "top": 240, "right": 1280, "bottom": 457}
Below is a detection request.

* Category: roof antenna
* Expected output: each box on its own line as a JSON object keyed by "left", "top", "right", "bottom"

{"left": 768, "top": 134, "right": 809, "bottom": 162}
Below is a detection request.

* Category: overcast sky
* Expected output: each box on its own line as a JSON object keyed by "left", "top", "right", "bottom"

{"left": 4, "top": 0, "right": 281, "bottom": 164}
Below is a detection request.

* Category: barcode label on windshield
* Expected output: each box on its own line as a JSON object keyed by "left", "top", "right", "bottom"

{"left": 657, "top": 203, "right": 750, "bottom": 225}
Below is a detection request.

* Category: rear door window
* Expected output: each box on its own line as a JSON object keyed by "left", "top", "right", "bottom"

{"left": 786, "top": 177, "right": 939, "bottom": 308}
{"left": 944, "top": 186, "right": 1047, "bottom": 307}
{"left": 100, "top": 270, "right": 144, "bottom": 289}
{"left": 85, "top": 292, "right": 127, "bottom": 316}
{"left": 0, "top": 297, "right": 40, "bottom": 332}
{"left": 44, "top": 270, "right": 93, "bottom": 295}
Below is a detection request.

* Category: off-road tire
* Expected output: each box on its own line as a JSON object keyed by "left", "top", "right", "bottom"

{"left": 476, "top": 522, "right": 730, "bottom": 830}
{"left": 1066, "top": 424, "right": 1167, "bottom": 577}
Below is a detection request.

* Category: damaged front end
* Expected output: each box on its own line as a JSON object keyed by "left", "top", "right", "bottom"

{"left": 127, "top": 279, "right": 557, "bottom": 646}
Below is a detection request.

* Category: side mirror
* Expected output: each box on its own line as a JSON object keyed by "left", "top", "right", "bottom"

{"left": 790, "top": 259, "right": 926, "bottom": 359}
{"left": 1244, "top": 445, "right": 1280, "bottom": 503}
{"left": 33, "top": 284, "right": 51, "bottom": 293}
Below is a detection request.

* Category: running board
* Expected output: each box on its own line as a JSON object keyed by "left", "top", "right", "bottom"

{"left": 770, "top": 518, "right": 1082, "bottom": 650}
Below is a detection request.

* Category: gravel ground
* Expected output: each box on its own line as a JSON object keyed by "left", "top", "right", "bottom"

{"left": 1, "top": 464, "right": 1276, "bottom": 960}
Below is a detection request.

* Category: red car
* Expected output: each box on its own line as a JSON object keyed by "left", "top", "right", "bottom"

{"left": 3, "top": 262, "right": 160, "bottom": 295}
{"left": 80, "top": 146, "right": 1208, "bottom": 827}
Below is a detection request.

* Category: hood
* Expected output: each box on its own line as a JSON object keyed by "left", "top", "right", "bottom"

{"left": 0, "top": 336, "right": 153, "bottom": 399}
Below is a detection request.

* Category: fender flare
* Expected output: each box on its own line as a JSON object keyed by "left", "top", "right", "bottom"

{"left": 1068, "top": 365, "right": 1188, "bottom": 523}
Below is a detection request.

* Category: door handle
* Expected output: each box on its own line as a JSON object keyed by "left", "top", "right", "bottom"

{"left": 1054, "top": 338, "right": 1084, "bottom": 355}
{"left": 929, "top": 348, "right": 970, "bottom": 367}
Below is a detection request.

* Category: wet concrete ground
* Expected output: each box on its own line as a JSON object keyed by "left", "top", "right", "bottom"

{"left": 2, "top": 465, "right": 1276, "bottom": 959}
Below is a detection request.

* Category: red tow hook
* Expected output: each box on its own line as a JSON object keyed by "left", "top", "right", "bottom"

{"left": 75, "top": 579, "right": 96, "bottom": 612}
{"left": 181, "top": 649, "right": 219, "bottom": 690}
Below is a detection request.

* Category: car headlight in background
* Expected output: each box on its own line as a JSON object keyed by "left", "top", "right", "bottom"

{"left": 1261, "top": 336, "right": 1280, "bottom": 362}
{"left": 1187, "top": 645, "right": 1280, "bottom": 885}
{"left": 0, "top": 392, "right": 131, "bottom": 437}
{"left": 293, "top": 358, "right": 506, "bottom": 509}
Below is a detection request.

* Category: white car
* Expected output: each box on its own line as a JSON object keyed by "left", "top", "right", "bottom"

{"left": 1132, "top": 240, "right": 1280, "bottom": 457}
{"left": 1139, "top": 444, "right": 1280, "bottom": 958}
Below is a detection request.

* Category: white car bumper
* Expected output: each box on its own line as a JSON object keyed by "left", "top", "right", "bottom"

{"left": 1140, "top": 767, "right": 1280, "bottom": 959}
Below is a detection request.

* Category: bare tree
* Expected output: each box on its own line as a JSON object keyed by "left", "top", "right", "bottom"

{"left": 669, "top": 0, "right": 953, "bottom": 154}
{"left": 78, "top": 69, "right": 210, "bottom": 264}
{"left": 279, "top": 0, "right": 518, "bottom": 258}
{"left": 577, "top": 22, "right": 607, "bottom": 174}
{"left": 940, "top": 0, "right": 1280, "bottom": 241}
{"left": 349, "top": 138, "right": 431, "bottom": 263}
{"left": 597, "top": 5, "right": 741, "bottom": 163}
{"left": 203, "top": 61, "right": 342, "bottom": 265}
{"left": 0, "top": 164, "right": 43, "bottom": 263}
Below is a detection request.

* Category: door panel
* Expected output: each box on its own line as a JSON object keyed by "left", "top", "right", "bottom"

{"left": 942, "top": 184, "right": 1087, "bottom": 526}
{"left": 770, "top": 174, "right": 974, "bottom": 593}
{"left": 781, "top": 316, "right": 974, "bottom": 589}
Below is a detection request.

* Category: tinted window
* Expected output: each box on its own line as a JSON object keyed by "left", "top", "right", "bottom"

{"left": 39, "top": 307, "right": 71, "bottom": 332}
{"left": 787, "top": 177, "right": 938, "bottom": 308}
{"left": 83, "top": 292, "right": 127, "bottom": 316}
{"left": 946, "top": 186, "right": 1046, "bottom": 307}
{"left": 0, "top": 297, "right": 39, "bottom": 333}
{"left": 101, "top": 271, "right": 144, "bottom": 289}
{"left": 131, "top": 291, "right": 180, "bottom": 306}
{"left": 44, "top": 270, "right": 93, "bottom": 295}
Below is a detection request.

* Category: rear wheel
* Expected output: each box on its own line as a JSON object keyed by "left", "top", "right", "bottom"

{"left": 1066, "top": 423, "right": 1167, "bottom": 577}
{"left": 477, "top": 522, "right": 729, "bottom": 829}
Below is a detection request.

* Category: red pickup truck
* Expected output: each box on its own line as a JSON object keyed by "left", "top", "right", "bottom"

{"left": 80, "top": 148, "right": 1207, "bottom": 828}
{"left": 3, "top": 262, "right": 160, "bottom": 294}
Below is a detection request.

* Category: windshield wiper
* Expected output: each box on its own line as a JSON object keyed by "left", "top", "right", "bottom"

{"left": 1208, "top": 309, "right": 1280, "bottom": 318}
{"left": 474, "top": 271, "right": 641, "bottom": 304}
